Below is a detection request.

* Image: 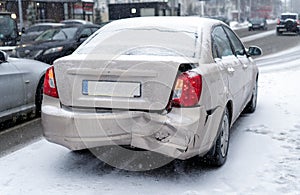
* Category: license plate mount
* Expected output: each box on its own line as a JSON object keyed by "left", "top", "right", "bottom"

{"left": 82, "top": 80, "right": 141, "bottom": 98}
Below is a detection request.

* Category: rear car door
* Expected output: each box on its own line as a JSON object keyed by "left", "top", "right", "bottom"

{"left": 211, "top": 25, "right": 245, "bottom": 119}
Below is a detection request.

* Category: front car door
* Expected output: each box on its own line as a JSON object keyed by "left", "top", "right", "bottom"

{"left": 0, "top": 59, "right": 26, "bottom": 117}
{"left": 211, "top": 25, "right": 245, "bottom": 120}
{"left": 223, "top": 26, "right": 253, "bottom": 109}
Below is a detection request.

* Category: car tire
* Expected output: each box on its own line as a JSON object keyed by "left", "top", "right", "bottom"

{"left": 35, "top": 76, "right": 44, "bottom": 117}
{"left": 244, "top": 80, "right": 258, "bottom": 113}
{"left": 276, "top": 31, "right": 282, "bottom": 36}
{"left": 201, "top": 107, "right": 230, "bottom": 167}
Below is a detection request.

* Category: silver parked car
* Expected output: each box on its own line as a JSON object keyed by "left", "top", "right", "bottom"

{"left": 42, "top": 17, "right": 262, "bottom": 166}
{"left": 0, "top": 50, "right": 49, "bottom": 122}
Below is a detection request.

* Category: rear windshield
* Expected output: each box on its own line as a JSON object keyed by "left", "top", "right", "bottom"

{"left": 250, "top": 18, "right": 264, "bottom": 23}
{"left": 76, "top": 27, "right": 198, "bottom": 58}
{"left": 281, "top": 15, "right": 297, "bottom": 20}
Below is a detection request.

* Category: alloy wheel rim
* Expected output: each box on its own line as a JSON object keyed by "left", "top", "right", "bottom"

{"left": 252, "top": 83, "right": 258, "bottom": 108}
{"left": 220, "top": 114, "right": 229, "bottom": 157}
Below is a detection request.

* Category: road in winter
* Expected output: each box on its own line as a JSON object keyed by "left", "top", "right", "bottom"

{"left": 1, "top": 36, "right": 300, "bottom": 194}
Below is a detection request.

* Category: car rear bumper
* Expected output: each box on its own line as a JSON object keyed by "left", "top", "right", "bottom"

{"left": 42, "top": 95, "right": 223, "bottom": 160}
{"left": 276, "top": 25, "right": 300, "bottom": 32}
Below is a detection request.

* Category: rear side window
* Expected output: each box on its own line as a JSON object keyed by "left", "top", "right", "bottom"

{"left": 211, "top": 26, "right": 233, "bottom": 58}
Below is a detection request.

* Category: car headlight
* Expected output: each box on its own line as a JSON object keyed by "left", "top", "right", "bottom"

{"left": 260, "top": 23, "right": 264, "bottom": 26}
{"left": 43, "top": 46, "right": 64, "bottom": 55}
{"left": 248, "top": 23, "right": 253, "bottom": 27}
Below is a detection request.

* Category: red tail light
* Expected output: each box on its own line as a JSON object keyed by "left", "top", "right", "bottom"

{"left": 171, "top": 71, "right": 202, "bottom": 107}
{"left": 277, "top": 18, "right": 281, "bottom": 25}
{"left": 44, "top": 66, "right": 59, "bottom": 98}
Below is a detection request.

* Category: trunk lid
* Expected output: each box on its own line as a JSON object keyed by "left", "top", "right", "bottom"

{"left": 54, "top": 54, "right": 194, "bottom": 111}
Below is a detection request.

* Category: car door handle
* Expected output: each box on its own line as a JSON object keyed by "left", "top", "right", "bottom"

{"left": 242, "top": 64, "right": 248, "bottom": 69}
{"left": 227, "top": 67, "right": 235, "bottom": 73}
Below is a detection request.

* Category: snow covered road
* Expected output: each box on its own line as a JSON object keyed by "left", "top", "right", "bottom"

{"left": 1, "top": 49, "right": 300, "bottom": 195}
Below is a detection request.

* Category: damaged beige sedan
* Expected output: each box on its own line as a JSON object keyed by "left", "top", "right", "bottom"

{"left": 42, "top": 17, "right": 262, "bottom": 167}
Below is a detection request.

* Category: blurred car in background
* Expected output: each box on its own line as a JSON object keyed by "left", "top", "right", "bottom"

{"left": 12, "top": 24, "right": 100, "bottom": 64}
{"left": 0, "top": 12, "right": 19, "bottom": 46}
{"left": 0, "top": 50, "right": 49, "bottom": 122}
{"left": 276, "top": 13, "right": 300, "bottom": 35}
{"left": 248, "top": 18, "right": 268, "bottom": 31}
{"left": 21, "top": 23, "right": 64, "bottom": 44}
{"left": 205, "top": 15, "right": 230, "bottom": 25}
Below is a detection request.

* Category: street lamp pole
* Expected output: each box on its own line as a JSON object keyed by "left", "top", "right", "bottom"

{"left": 237, "top": 0, "right": 240, "bottom": 22}
{"left": 17, "top": 0, "right": 23, "bottom": 32}
{"left": 249, "top": 0, "right": 252, "bottom": 18}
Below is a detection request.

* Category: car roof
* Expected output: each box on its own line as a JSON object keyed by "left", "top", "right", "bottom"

{"left": 0, "top": 12, "right": 12, "bottom": 15}
{"left": 29, "top": 23, "right": 65, "bottom": 27}
{"left": 61, "top": 23, "right": 100, "bottom": 28}
{"left": 103, "top": 16, "right": 222, "bottom": 33}
{"left": 60, "top": 19, "right": 93, "bottom": 25}
{"left": 281, "top": 12, "right": 298, "bottom": 15}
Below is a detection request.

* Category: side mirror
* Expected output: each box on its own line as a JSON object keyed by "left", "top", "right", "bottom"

{"left": 248, "top": 46, "right": 263, "bottom": 56}
{"left": 0, "top": 50, "right": 8, "bottom": 63}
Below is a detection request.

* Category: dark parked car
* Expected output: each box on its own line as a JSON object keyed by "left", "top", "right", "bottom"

{"left": 13, "top": 24, "right": 100, "bottom": 64}
{"left": 0, "top": 12, "right": 19, "bottom": 46}
{"left": 276, "top": 13, "right": 300, "bottom": 35}
{"left": 248, "top": 18, "right": 267, "bottom": 31}
{"left": 21, "top": 23, "right": 64, "bottom": 44}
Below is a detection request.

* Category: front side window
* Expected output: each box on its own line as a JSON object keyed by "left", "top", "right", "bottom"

{"left": 223, "top": 26, "right": 246, "bottom": 56}
{"left": 35, "top": 27, "right": 77, "bottom": 41}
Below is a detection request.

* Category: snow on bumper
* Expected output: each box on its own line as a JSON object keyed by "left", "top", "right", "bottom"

{"left": 42, "top": 96, "right": 222, "bottom": 160}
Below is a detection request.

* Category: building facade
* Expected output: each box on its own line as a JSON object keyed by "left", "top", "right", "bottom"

{"left": 4, "top": 0, "right": 95, "bottom": 27}
{"left": 1, "top": 0, "right": 284, "bottom": 29}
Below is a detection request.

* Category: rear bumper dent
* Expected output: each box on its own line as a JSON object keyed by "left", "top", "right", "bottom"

{"left": 42, "top": 96, "right": 222, "bottom": 159}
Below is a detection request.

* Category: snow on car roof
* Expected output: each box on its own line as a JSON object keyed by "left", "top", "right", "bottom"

{"left": 281, "top": 12, "right": 298, "bottom": 15}
{"left": 102, "top": 16, "right": 221, "bottom": 33}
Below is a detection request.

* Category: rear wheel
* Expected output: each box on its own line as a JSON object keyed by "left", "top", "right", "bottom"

{"left": 201, "top": 107, "right": 230, "bottom": 166}
{"left": 276, "top": 29, "right": 282, "bottom": 36}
